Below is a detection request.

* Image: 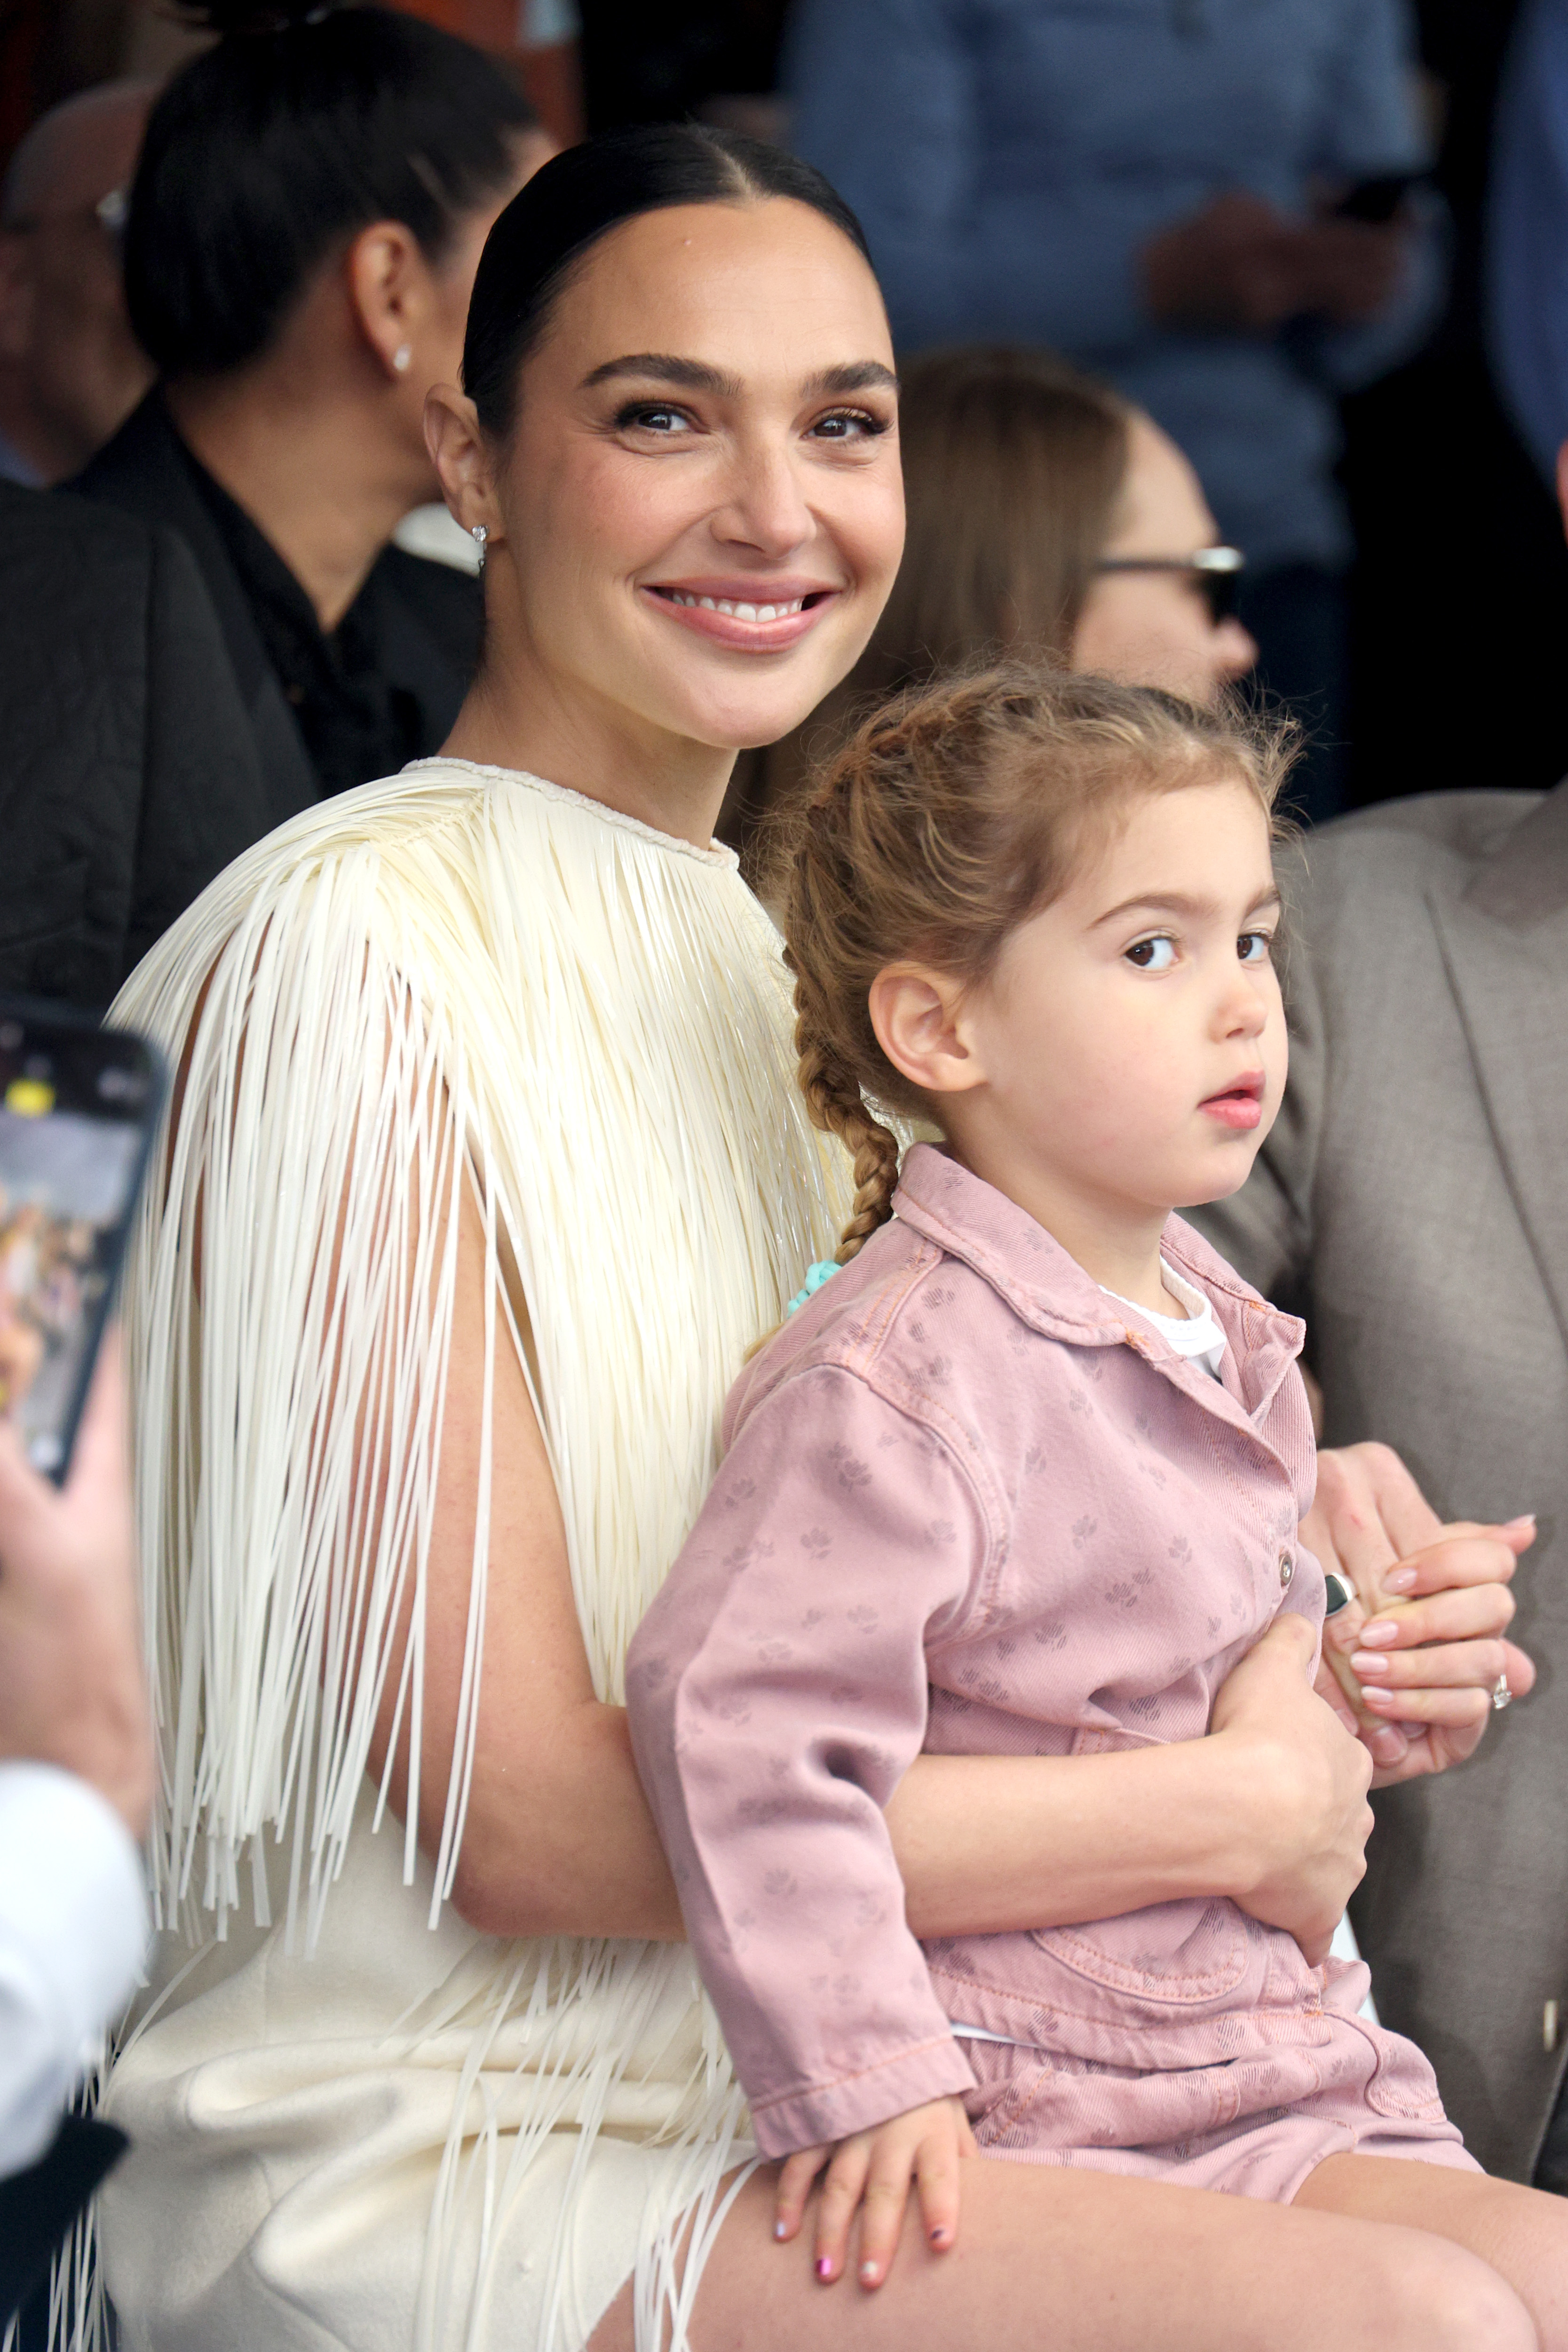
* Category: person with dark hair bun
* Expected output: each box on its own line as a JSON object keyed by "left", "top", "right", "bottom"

{"left": 69, "top": 0, "right": 548, "bottom": 831}
{"left": 89, "top": 122, "right": 1527, "bottom": 2352}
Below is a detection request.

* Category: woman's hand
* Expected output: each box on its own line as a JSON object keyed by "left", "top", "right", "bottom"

{"left": 1304, "top": 1442, "right": 1536, "bottom": 1785}
{"left": 1208, "top": 1613, "right": 1373, "bottom": 1964}
{"left": 773, "top": 2096, "right": 976, "bottom": 2291}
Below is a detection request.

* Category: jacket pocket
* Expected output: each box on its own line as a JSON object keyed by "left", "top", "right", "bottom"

{"left": 1030, "top": 1898, "right": 1252, "bottom": 2007}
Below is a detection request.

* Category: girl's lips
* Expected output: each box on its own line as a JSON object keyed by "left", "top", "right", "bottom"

{"left": 640, "top": 582, "right": 841, "bottom": 653}
{"left": 1201, "top": 1078, "right": 1264, "bottom": 1131}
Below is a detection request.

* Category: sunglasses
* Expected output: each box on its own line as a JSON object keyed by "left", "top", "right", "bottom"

{"left": 1094, "top": 544, "right": 1246, "bottom": 627}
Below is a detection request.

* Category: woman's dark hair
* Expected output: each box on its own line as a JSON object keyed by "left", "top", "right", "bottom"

{"left": 462, "top": 125, "right": 874, "bottom": 438}
{"left": 126, "top": 0, "right": 536, "bottom": 379}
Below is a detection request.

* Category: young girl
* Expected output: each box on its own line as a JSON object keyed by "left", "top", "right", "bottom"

{"left": 627, "top": 668, "right": 1568, "bottom": 2323}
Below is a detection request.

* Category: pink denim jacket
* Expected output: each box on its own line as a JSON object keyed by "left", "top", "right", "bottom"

{"left": 626, "top": 1144, "right": 1329, "bottom": 2161}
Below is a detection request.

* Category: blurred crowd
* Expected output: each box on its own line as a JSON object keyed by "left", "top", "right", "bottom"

{"left": 3, "top": 0, "right": 1568, "bottom": 2330}
{"left": 0, "top": 0, "right": 1565, "bottom": 1005}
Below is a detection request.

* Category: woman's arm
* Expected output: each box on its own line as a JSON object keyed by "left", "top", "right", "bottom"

{"left": 369, "top": 1188, "right": 1369, "bottom": 1947}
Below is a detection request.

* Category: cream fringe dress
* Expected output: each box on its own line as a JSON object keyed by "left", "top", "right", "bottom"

{"left": 95, "top": 760, "right": 847, "bottom": 2352}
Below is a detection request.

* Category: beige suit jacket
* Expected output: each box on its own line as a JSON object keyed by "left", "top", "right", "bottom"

{"left": 1194, "top": 781, "right": 1568, "bottom": 2183}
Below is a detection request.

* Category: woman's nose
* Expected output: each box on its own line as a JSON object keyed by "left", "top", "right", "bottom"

{"left": 711, "top": 443, "right": 814, "bottom": 557}
{"left": 1214, "top": 619, "right": 1259, "bottom": 683}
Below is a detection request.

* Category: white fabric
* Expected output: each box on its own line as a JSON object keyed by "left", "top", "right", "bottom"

{"left": 95, "top": 761, "right": 848, "bottom": 2352}
{"left": 0, "top": 1762, "right": 147, "bottom": 2178}
{"left": 1102, "top": 1261, "right": 1227, "bottom": 1380}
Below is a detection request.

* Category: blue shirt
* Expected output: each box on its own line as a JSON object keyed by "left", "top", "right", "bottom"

{"left": 1489, "top": 0, "right": 1568, "bottom": 485}
{"left": 786, "top": 0, "right": 1441, "bottom": 571}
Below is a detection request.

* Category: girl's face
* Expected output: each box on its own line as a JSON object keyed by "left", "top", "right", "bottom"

{"left": 464, "top": 199, "right": 904, "bottom": 765}
{"left": 1070, "top": 417, "right": 1258, "bottom": 707}
{"left": 888, "top": 779, "right": 1285, "bottom": 1256}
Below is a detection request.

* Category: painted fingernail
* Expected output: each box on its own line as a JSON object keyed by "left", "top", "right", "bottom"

{"left": 1351, "top": 1651, "right": 1390, "bottom": 1676}
{"left": 1504, "top": 1514, "right": 1537, "bottom": 1530}
{"left": 860, "top": 2261, "right": 880, "bottom": 2286}
{"left": 1362, "top": 1685, "right": 1398, "bottom": 1707}
{"left": 816, "top": 2258, "right": 833, "bottom": 2281}
{"left": 1382, "top": 1566, "right": 1418, "bottom": 1592}
{"left": 1358, "top": 1620, "right": 1399, "bottom": 1646}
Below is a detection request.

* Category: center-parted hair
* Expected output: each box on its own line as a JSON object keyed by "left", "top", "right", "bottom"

{"left": 462, "top": 125, "right": 872, "bottom": 439}
{"left": 782, "top": 665, "right": 1296, "bottom": 1265}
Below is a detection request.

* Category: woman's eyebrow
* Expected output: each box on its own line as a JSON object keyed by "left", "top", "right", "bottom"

{"left": 578, "top": 355, "right": 899, "bottom": 398}
{"left": 579, "top": 353, "right": 743, "bottom": 395}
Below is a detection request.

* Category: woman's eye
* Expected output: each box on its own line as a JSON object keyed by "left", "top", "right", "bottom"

{"left": 809, "top": 407, "right": 889, "bottom": 442}
{"left": 616, "top": 403, "right": 694, "bottom": 436}
{"left": 1125, "top": 936, "right": 1177, "bottom": 971}
{"left": 1238, "top": 931, "right": 1274, "bottom": 964}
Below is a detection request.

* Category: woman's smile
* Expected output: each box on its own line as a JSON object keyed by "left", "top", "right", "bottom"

{"left": 641, "top": 575, "right": 843, "bottom": 652}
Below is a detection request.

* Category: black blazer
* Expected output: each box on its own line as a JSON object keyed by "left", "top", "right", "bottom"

{"left": 0, "top": 480, "right": 278, "bottom": 1007}
{"left": 71, "top": 394, "right": 482, "bottom": 824}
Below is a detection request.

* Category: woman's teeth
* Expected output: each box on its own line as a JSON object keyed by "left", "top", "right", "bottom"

{"left": 665, "top": 592, "right": 808, "bottom": 621}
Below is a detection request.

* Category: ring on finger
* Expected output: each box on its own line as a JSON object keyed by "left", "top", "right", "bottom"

{"left": 1492, "top": 1673, "right": 1512, "bottom": 1712}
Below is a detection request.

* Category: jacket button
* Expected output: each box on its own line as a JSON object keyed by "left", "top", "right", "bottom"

{"left": 1279, "top": 1553, "right": 1294, "bottom": 1588}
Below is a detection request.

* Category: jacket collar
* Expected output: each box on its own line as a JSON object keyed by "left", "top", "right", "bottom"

{"left": 892, "top": 1142, "right": 1303, "bottom": 1420}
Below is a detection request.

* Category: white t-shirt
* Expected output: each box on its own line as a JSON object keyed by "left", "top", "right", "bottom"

{"left": 1102, "top": 1262, "right": 1227, "bottom": 1380}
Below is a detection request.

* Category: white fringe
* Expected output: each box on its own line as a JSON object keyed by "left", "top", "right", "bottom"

{"left": 86, "top": 761, "right": 846, "bottom": 2352}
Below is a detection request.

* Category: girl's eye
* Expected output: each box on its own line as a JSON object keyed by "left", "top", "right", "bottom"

{"left": 1125, "top": 936, "right": 1177, "bottom": 972}
{"left": 615, "top": 403, "right": 695, "bottom": 436}
{"left": 809, "top": 407, "right": 889, "bottom": 442}
{"left": 1238, "top": 931, "right": 1274, "bottom": 964}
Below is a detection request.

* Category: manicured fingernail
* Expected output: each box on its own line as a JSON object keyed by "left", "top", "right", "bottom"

{"left": 859, "top": 2261, "right": 879, "bottom": 2286}
{"left": 1504, "top": 1514, "right": 1537, "bottom": 1530}
{"left": 1382, "top": 1566, "right": 1418, "bottom": 1592}
{"left": 1362, "top": 1685, "right": 1398, "bottom": 1707}
{"left": 1358, "top": 1620, "right": 1399, "bottom": 1646}
{"left": 816, "top": 2258, "right": 833, "bottom": 2281}
{"left": 1351, "top": 1651, "right": 1390, "bottom": 1677}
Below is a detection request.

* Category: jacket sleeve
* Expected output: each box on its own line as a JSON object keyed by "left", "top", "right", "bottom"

{"left": 627, "top": 1362, "right": 985, "bottom": 2155}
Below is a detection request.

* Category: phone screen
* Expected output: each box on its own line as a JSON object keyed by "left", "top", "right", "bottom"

{"left": 0, "top": 1004, "right": 162, "bottom": 1479}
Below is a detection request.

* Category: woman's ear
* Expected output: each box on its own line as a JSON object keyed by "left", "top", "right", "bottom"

{"left": 869, "top": 964, "right": 987, "bottom": 1099}
{"left": 345, "top": 219, "right": 426, "bottom": 381}
{"left": 424, "top": 385, "right": 498, "bottom": 541}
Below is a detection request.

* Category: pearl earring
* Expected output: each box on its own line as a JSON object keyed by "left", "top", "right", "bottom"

{"left": 392, "top": 344, "right": 412, "bottom": 374}
{"left": 471, "top": 524, "right": 487, "bottom": 573}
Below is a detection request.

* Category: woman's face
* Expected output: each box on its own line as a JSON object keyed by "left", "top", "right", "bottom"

{"left": 1070, "top": 416, "right": 1257, "bottom": 706}
{"left": 479, "top": 199, "right": 904, "bottom": 757}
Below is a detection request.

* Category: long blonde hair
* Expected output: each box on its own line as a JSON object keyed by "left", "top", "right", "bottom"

{"left": 782, "top": 664, "right": 1295, "bottom": 1263}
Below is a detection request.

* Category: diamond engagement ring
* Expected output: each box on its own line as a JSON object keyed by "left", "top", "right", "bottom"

{"left": 1492, "top": 1674, "right": 1513, "bottom": 1711}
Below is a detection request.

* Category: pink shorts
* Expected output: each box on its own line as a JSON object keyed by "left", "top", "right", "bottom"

{"left": 958, "top": 1966, "right": 1479, "bottom": 2204}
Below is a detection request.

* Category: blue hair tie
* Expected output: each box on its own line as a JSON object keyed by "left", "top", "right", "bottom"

{"left": 785, "top": 1260, "right": 840, "bottom": 1316}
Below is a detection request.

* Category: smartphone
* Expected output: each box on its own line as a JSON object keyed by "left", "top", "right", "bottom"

{"left": 1332, "top": 172, "right": 1417, "bottom": 225}
{"left": 0, "top": 1001, "right": 163, "bottom": 1482}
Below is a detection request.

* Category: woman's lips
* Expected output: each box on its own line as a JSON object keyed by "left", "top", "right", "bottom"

{"left": 1201, "top": 1075, "right": 1264, "bottom": 1130}
{"left": 641, "top": 581, "right": 840, "bottom": 653}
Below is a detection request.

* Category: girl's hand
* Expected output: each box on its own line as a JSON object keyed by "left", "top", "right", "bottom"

{"left": 1208, "top": 1612, "right": 1373, "bottom": 1964}
{"left": 1304, "top": 1443, "right": 1535, "bottom": 1783}
{"left": 773, "top": 2095, "right": 976, "bottom": 2290}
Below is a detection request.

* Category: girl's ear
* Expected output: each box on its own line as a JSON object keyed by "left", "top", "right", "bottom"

{"left": 869, "top": 964, "right": 987, "bottom": 1098}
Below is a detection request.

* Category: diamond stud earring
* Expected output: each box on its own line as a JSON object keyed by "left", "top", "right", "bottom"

{"left": 471, "top": 524, "right": 488, "bottom": 573}
{"left": 392, "top": 344, "right": 412, "bottom": 374}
